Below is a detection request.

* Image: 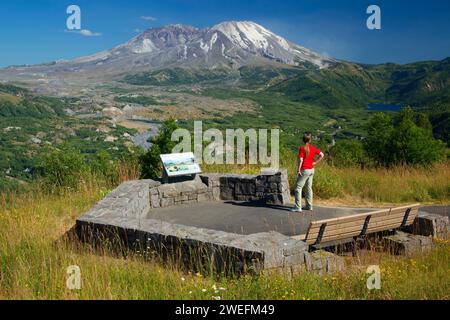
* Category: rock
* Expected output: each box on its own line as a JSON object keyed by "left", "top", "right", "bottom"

{"left": 407, "top": 212, "right": 449, "bottom": 238}
{"left": 235, "top": 182, "right": 256, "bottom": 195}
{"left": 104, "top": 135, "right": 118, "bottom": 143}
{"left": 30, "top": 137, "right": 42, "bottom": 144}
{"left": 305, "top": 250, "right": 346, "bottom": 274}
{"left": 197, "top": 193, "right": 211, "bottom": 202}
{"left": 220, "top": 187, "right": 234, "bottom": 200}
{"left": 383, "top": 231, "right": 434, "bottom": 256}
{"left": 160, "top": 197, "right": 175, "bottom": 208}
{"left": 150, "top": 195, "right": 160, "bottom": 208}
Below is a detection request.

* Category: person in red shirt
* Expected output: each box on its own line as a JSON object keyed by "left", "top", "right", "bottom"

{"left": 291, "top": 133, "right": 324, "bottom": 212}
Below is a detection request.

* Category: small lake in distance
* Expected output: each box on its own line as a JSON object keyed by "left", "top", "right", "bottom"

{"left": 367, "top": 103, "right": 403, "bottom": 112}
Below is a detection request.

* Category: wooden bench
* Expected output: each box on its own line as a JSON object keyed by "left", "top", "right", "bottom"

{"left": 293, "top": 204, "right": 420, "bottom": 249}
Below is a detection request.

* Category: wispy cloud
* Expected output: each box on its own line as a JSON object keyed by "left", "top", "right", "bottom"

{"left": 141, "top": 16, "right": 157, "bottom": 21}
{"left": 66, "top": 29, "right": 102, "bottom": 37}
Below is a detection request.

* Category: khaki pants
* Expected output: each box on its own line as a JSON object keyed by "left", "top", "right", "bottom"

{"left": 294, "top": 169, "right": 314, "bottom": 209}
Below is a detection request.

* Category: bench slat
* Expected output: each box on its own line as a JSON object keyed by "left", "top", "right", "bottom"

{"left": 310, "top": 204, "right": 420, "bottom": 226}
{"left": 311, "top": 217, "right": 417, "bottom": 244}
{"left": 306, "top": 209, "right": 417, "bottom": 240}
{"left": 302, "top": 204, "right": 419, "bottom": 245}
{"left": 306, "top": 210, "right": 413, "bottom": 236}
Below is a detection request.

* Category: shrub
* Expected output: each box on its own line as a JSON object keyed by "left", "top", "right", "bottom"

{"left": 364, "top": 112, "right": 395, "bottom": 166}
{"left": 140, "top": 119, "right": 180, "bottom": 179}
{"left": 364, "top": 108, "right": 446, "bottom": 167}
{"left": 37, "top": 144, "right": 87, "bottom": 191}
{"left": 330, "top": 140, "right": 368, "bottom": 167}
{"left": 89, "top": 150, "right": 118, "bottom": 185}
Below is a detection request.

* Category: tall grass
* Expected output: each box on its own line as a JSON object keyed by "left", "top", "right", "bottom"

{"left": 0, "top": 184, "right": 449, "bottom": 299}
{"left": 203, "top": 157, "right": 450, "bottom": 205}
{"left": 1, "top": 160, "right": 449, "bottom": 299}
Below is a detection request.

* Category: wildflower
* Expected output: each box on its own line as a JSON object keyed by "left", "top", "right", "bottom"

{"left": 202, "top": 289, "right": 207, "bottom": 292}
{"left": 212, "top": 296, "right": 221, "bottom": 300}
{"left": 181, "top": 277, "right": 186, "bottom": 281}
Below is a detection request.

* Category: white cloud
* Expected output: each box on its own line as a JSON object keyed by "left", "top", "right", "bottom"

{"left": 66, "top": 29, "right": 102, "bottom": 37}
{"left": 79, "top": 29, "right": 102, "bottom": 37}
{"left": 141, "top": 16, "right": 157, "bottom": 21}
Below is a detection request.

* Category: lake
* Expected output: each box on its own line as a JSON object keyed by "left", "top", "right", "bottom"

{"left": 367, "top": 103, "right": 403, "bottom": 112}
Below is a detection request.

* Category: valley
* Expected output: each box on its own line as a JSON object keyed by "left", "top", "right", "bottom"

{"left": 0, "top": 21, "right": 449, "bottom": 191}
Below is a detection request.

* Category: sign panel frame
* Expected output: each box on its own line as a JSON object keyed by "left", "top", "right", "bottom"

{"left": 160, "top": 152, "right": 201, "bottom": 177}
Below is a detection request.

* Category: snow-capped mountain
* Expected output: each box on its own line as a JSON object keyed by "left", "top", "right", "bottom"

{"left": 1, "top": 21, "right": 334, "bottom": 80}
{"left": 98, "top": 21, "right": 332, "bottom": 69}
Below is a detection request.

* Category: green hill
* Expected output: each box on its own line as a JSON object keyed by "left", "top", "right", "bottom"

{"left": 0, "top": 84, "right": 138, "bottom": 191}
{"left": 270, "top": 58, "right": 450, "bottom": 110}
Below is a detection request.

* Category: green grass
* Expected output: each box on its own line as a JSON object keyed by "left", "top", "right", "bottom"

{"left": 113, "top": 95, "right": 164, "bottom": 106}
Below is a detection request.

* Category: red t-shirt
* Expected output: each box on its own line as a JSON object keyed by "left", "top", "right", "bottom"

{"left": 299, "top": 144, "right": 322, "bottom": 170}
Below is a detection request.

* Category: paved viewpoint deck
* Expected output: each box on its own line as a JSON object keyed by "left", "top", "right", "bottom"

{"left": 76, "top": 178, "right": 449, "bottom": 275}
{"left": 147, "top": 201, "right": 374, "bottom": 236}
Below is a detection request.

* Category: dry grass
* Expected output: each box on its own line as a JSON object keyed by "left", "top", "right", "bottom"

{"left": 0, "top": 92, "right": 21, "bottom": 104}
{"left": 203, "top": 160, "right": 450, "bottom": 206}
{"left": 0, "top": 161, "right": 449, "bottom": 299}
{"left": 0, "top": 185, "right": 448, "bottom": 299}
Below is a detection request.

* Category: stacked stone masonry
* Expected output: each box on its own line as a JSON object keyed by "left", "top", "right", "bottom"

{"left": 200, "top": 169, "right": 290, "bottom": 205}
{"left": 76, "top": 169, "right": 313, "bottom": 274}
{"left": 76, "top": 169, "right": 448, "bottom": 275}
{"left": 149, "top": 169, "right": 291, "bottom": 208}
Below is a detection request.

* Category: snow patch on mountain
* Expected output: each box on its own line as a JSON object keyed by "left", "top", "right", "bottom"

{"left": 132, "top": 38, "right": 157, "bottom": 54}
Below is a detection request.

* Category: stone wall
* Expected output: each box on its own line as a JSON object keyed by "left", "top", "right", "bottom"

{"left": 76, "top": 202, "right": 310, "bottom": 275}
{"left": 200, "top": 169, "right": 290, "bottom": 205}
{"left": 149, "top": 178, "right": 213, "bottom": 209}
{"left": 148, "top": 169, "right": 291, "bottom": 208}
{"left": 74, "top": 170, "right": 312, "bottom": 275}
{"left": 81, "top": 180, "right": 159, "bottom": 220}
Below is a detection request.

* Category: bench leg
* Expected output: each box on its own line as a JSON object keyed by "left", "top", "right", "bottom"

{"left": 351, "top": 240, "right": 358, "bottom": 257}
{"left": 351, "top": 236, "right": 368, "bottom": 256}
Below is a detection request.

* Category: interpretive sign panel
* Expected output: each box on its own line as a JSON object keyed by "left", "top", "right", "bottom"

{"left": 160, "top": 152, "right": 201, "bottom": 177}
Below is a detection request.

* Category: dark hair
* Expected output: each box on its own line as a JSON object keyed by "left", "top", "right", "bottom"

{"left": 303, "top": 133, "right": 312, "bottom": 156}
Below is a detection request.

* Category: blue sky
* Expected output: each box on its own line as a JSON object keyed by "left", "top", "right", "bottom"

{"left": 0, "top": 0, "right": 449, "bottom": 67}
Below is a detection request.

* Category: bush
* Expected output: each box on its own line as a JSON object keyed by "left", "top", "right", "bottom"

{"left": 89, "top": 150, "right": 118, "bottom": 185}
{"left": 330, "top": 140, "right": 368, "bottom": 167}
{"left": 364, "top": 108, "right": 446, "bottom": 167}
{"left": 140, "top": 119, "right": 180, "bottom": 179}
{"left": 37, "top": 144, "right": 87, "bottom": 191}
{"left": 36, "top": 145, "right": 133, "bottom": 193}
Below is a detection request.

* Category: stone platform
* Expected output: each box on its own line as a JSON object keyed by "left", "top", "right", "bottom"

{"left": 75, "top": 171, "right": 449, "bottom": 275}
{"left": 147, "top": 201, "right": 372, "bottom": 236}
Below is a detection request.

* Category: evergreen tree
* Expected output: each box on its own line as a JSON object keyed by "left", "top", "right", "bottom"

{"left": 140, "top": 119, "right": 180, "bottom": 179}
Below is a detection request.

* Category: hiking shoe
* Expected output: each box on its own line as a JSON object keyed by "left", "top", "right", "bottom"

{"left": 304, "top": 207, "right": 313, "bottom": 211}
{"left": 290, "top": 206, "right": 302, "bottom": 212}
